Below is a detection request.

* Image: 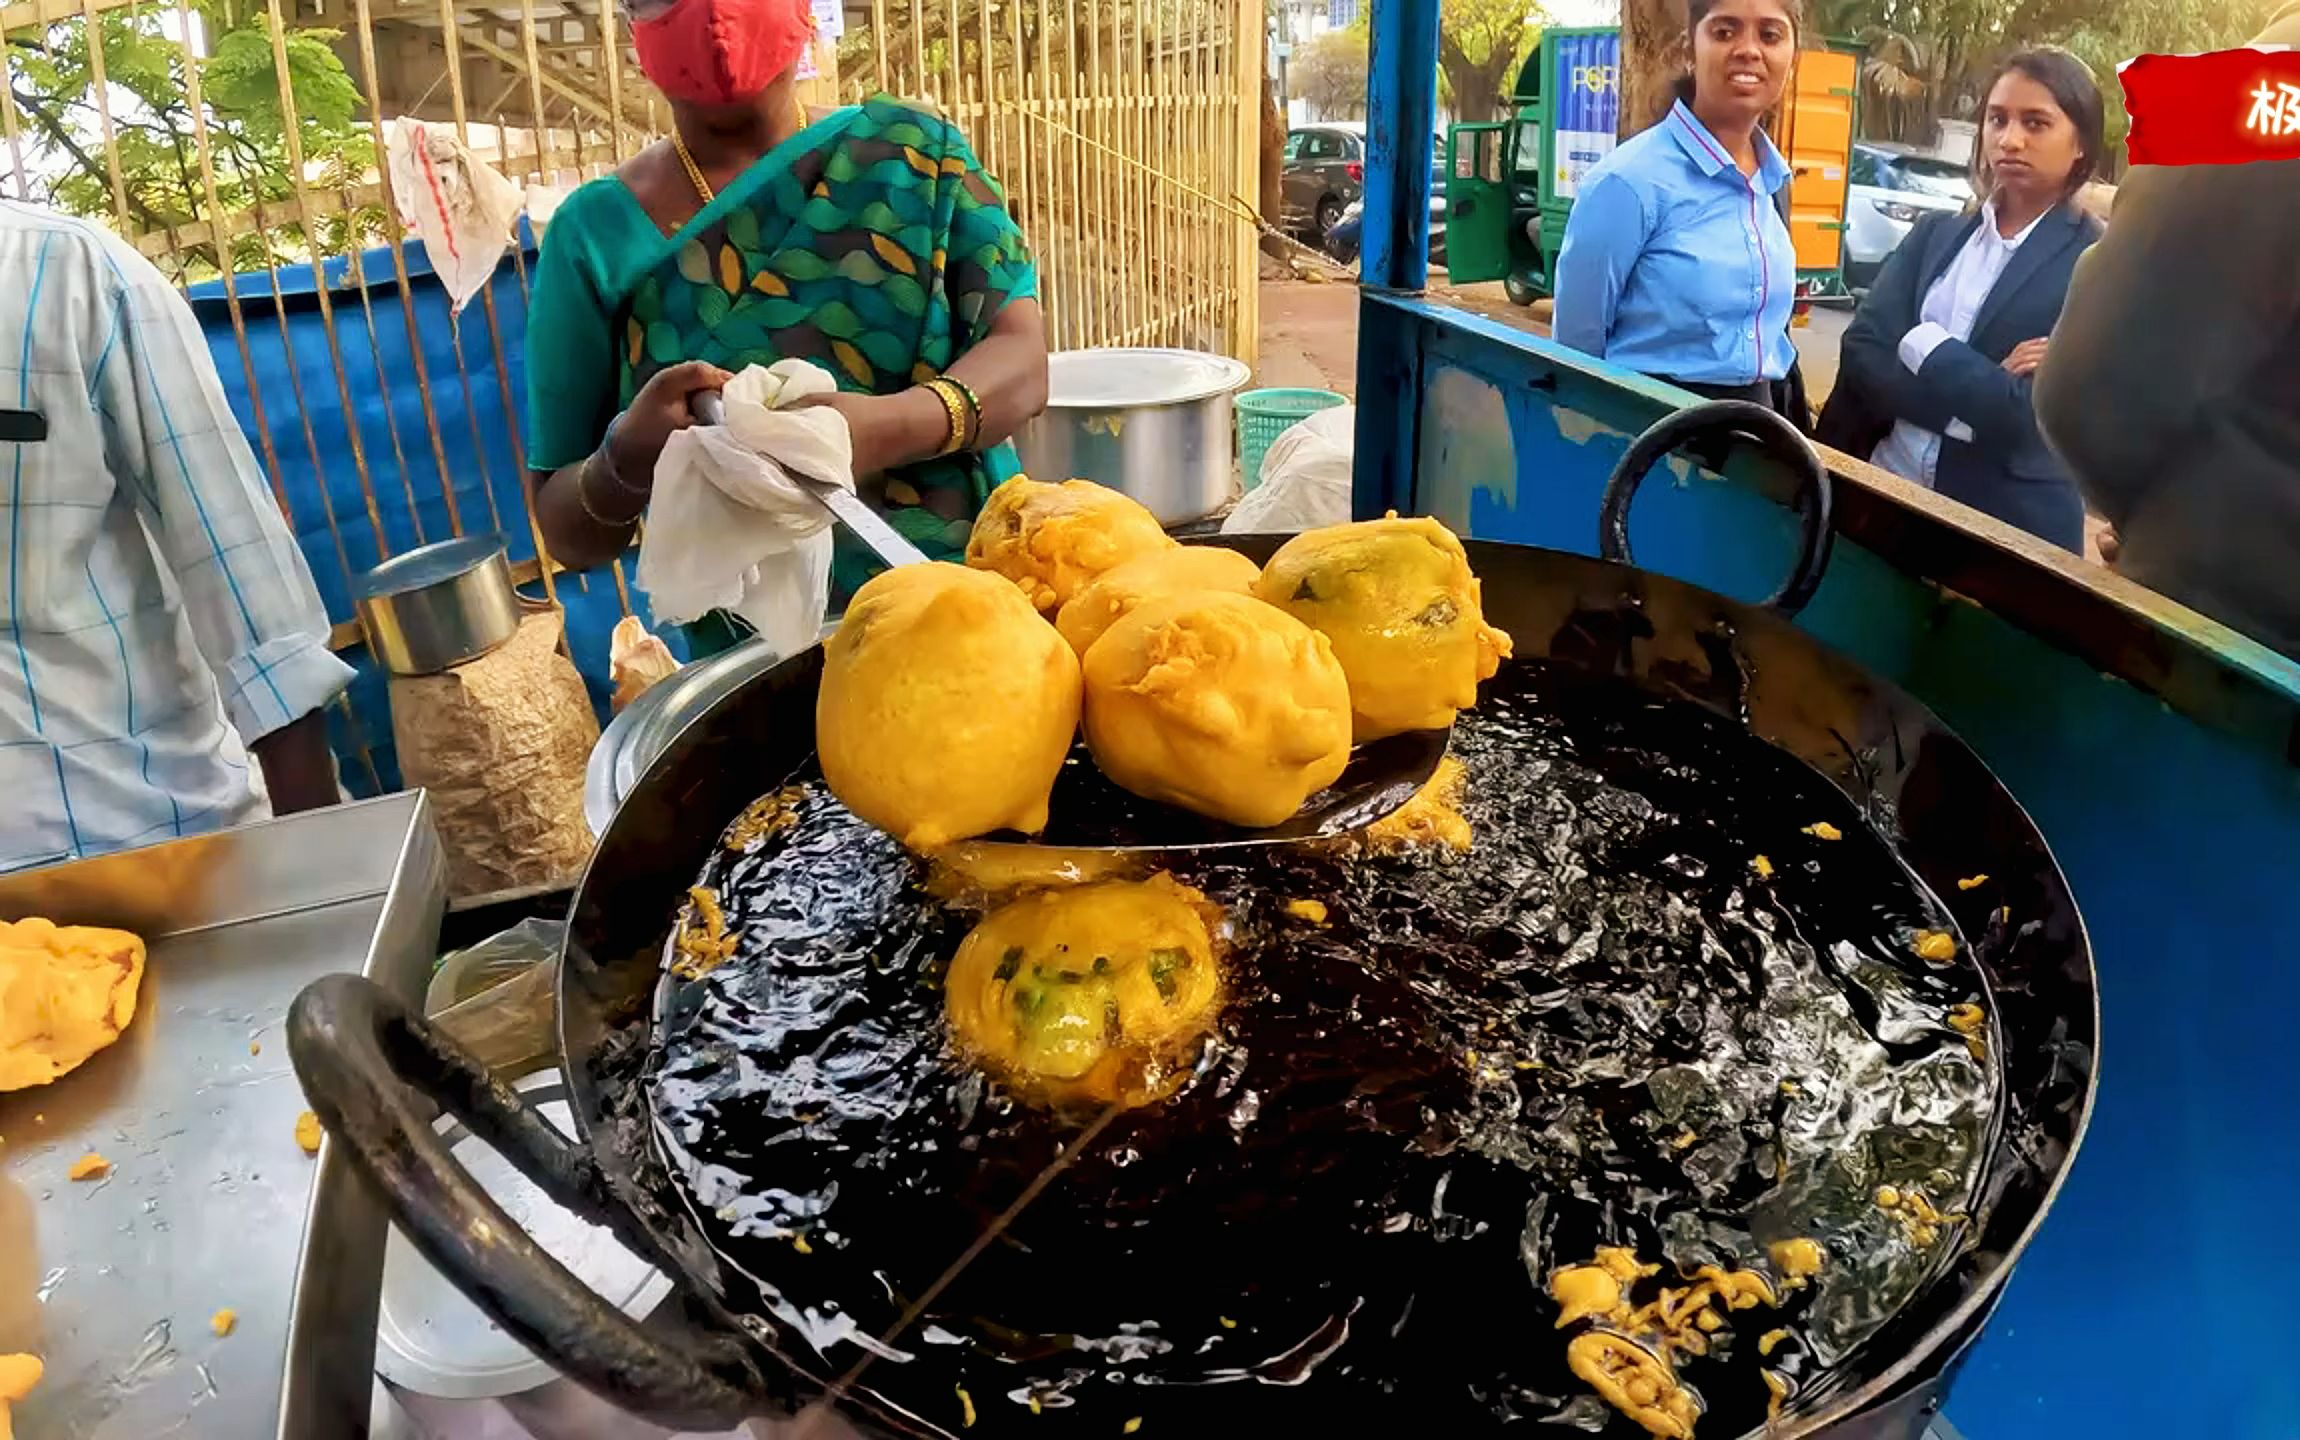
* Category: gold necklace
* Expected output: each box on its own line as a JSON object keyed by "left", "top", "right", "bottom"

{"left": 671, "top": 104, "right": 808, "bottom": 208}
{"left": 671, "top": 130, "right": 715, "bottom": 205}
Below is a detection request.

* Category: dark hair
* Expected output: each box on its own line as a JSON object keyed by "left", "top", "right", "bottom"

{"left": 1973, "top": 48, "right": 2107, "bottom": 197}
{"left": 1672, "top": 0, "right": 1805, "bottom": 108}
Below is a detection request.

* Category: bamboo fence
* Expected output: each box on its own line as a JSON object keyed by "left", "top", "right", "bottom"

{"left": 0, "top": 0, "right": 1264, "bottom": 785}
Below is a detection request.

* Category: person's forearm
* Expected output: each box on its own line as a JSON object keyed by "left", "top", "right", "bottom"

{"left": 535, "top": 433, "right": 651, "bottom": 572}
{"left": 945, "top": 321, "right": 1050, "bottom": 447}
{"left": 252, "top": 709, "right": 341, "bottom": 816}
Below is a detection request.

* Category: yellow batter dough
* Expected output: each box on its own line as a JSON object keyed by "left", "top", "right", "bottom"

{"left": 924, "top": 842, "right": 1141, "bottom": 905}
{"left": 1054, "top": 544, "right": 1263, "bottom": 656}
{"left": 1080, "top": 591, "right": 1353, "bottom": 828}
{"left": 0, "top": 917, "right": 147, "bottom": 1092}
{"left": 965, "top": 477, "right": 1176, "bottom": 614}
{"left": 943, "top": 875, "right": 1223, "bottom": 1107}
{"left": 0, "top": 1352, "right": 41, "bottom": 1440}
{"left": 1255, "top": 514, "right": 1513, "bottom": 741}
{"left": 817, "top": 562, "right": 1083, "bottom": 850}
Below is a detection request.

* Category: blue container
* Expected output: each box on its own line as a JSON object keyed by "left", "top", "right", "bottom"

{"left": 185, "top": 227, "right": 671, "bottom": 794}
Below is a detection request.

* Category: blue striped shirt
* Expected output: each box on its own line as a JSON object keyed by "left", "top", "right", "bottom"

{"left": 1553, "top": 101, "right": 1798, "bottom": 387}
{"left": 0, "top": 203, "right": 352, "bottom": 871}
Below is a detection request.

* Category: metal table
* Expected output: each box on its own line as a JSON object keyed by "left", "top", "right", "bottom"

{"left": 0, "top": 794, "right": 445, "bottom": 1439}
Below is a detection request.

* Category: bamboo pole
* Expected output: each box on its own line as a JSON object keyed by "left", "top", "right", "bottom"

{"left": 351, "top": 0, "right": 464, "bottom": 537}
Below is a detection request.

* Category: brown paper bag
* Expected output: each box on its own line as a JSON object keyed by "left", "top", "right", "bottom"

{"left": 389, "top": 611, "right": 600, "bottom": 901}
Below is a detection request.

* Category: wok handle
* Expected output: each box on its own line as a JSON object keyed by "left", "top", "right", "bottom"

{"left": 1596, "top": 399, "right": 1836, "bottom": 616}
{"left": 286, "top": 973, "right": 761, "bottom": 1429}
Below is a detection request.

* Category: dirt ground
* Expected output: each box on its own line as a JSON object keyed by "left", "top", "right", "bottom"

{"left": 1254, "top": 275, "right": 1849, "bottom": 405}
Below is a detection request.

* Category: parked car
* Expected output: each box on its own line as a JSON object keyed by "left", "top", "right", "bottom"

{"left": 1845, "top": 142, "right": 1973, "bottom": 291}
{"left": 1323, "top": 194, "right": 1448, "bottom": 270}
{"left": 1282, "top": 125, "right": 1445, "bottom": 240}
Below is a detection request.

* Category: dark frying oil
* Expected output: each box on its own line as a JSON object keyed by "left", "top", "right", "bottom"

{"left": 647, "top": 660, "right": 1998, "bottom": 1438}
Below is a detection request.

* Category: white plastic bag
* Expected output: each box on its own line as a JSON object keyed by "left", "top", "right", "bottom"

{"left": 386, "top": 117, "right": 523, "bottom": 314}
{"left": 1223, "top": 403, "right": 1356, "bottom": 534}
{"left": 637, "top": 360, "right": 855, "bottom": 659}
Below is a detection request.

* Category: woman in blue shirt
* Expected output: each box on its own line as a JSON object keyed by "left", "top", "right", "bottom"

{"left": 1553, "top": 0, "right": 1801, "bottom": 412}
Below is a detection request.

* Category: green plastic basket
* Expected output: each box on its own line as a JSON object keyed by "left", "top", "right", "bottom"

{"left": 1235, "top": 387, "right": 1347, "bottom": 492}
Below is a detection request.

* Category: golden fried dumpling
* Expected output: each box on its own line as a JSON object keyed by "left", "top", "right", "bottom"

{"left": 1081, "top": 591, "right": 1353, "bottom": 828}
{"left": 944, "top": 874, "right": 1222, "bottom": 1108}
{"left": 1054, "top": 544, "right": 1262, "bottom": 656}
{"left": 965, "top": 476, "right": 1175, "bottom": 613}
{"left": 817, "top": 562, "right": 1081, "bottom": 851}
{"left": 1256, "top": 514, "right": 1514, "bottom": 742}
{"left": 0, "top": 918, "right": 147, "bottom": 1091}
{"left": 925, "top": 842, "right": 1141, "bottom": 906}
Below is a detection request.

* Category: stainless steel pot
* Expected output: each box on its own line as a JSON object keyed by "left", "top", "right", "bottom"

{"left": 1013, "top": 347, "right": 1252, "bottom": 526}
{"left": 355, "top": 535, "right": 528, "bottom": 676}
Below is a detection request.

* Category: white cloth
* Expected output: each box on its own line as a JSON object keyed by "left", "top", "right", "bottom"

{"left": 0, "top": 202, "right": 354, "bottom": 871}
{"left": 386, "top": 117, "right": 524, "bottom": 314}
{"left": 637, "top": 361, "right": 854, "bottom": 659}
{"left": 1870, "top": 201, "right": 2049, "bottom": 487}
{"left": 1223, "top": 404, "right": 1355, "bottom": 533}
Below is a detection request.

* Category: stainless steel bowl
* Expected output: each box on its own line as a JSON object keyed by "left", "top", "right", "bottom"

{"left": 1013, "top": 347, "right": 1252, "bottom": 526}
{"left": 355, "top": 535, "right": 525, "bottom": 676}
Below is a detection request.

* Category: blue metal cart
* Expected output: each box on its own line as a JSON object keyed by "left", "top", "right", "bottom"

{"left": 1360, "top": 1, "right": 2300, "bottom": 1434}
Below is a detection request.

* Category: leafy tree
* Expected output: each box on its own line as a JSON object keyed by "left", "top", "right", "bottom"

{"left": 1438, "top": 0, "right": 1545, "bottom": 123}
{"left": 9, "top": 7, "right": 380, "bottom": 277}
{"left": 1291, "top": 27, "right": 1368, "bottom": 120}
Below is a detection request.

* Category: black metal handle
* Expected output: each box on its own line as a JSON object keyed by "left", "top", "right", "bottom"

{"left": 287, "top": 973, "right": 762, "bottom": 1429}
{"left": 1597, "top": 399, "right": 1836, "bottom": 616}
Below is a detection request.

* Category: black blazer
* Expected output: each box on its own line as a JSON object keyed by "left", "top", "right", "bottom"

{"left": 1821, "top": 204, "right": 2101, "bottom": 551}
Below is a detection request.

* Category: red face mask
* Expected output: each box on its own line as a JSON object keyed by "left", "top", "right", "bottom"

{"left": 631, "top": 0, "right": 815, "bottom": 106}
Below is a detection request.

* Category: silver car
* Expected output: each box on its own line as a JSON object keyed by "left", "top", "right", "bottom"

{"left": 1845, "top": 143, "right": 1973, "bottom": 291}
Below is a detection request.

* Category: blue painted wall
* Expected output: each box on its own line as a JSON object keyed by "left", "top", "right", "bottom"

{"left": 183, "top": 231, "right": 671, "bottom": 793}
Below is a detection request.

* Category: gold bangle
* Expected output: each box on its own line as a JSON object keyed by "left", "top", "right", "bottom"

{"left": 941, "top": 374, "right": 984, "bottom": 448}
{"left": 575, "top": 456, "right": 640, "bottom": 530}
{"left": 925, "top": 379, "right": 970, "bottom": 457}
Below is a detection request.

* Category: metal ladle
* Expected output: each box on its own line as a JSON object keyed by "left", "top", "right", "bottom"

{"left": 684, "top": 386, "right": 1450, "bottom": 851}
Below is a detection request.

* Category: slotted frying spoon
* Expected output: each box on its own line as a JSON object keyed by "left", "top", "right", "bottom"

{"left": 685, "top": 387, "right": 1450, "bottom": 850}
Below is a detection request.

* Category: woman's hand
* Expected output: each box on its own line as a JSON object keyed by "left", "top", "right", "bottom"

{"left": 607, "top": 360, "right": 734, "bottom": 490}
{"left": 2001, "top": 338, "right": 2050, "bottom": 378}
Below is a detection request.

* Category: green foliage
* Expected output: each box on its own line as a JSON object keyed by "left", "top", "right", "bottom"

{"left": 1438, "top": 0, "right": 1546, "bottom": 122}
{"left": 10, "top": 10, "right": 380, "bottom": 278}
{"left": 1816, "top": 0, "right": 2282, "bottom": 162}
{"left": 1291, "top": 27, "right": 1368, "bottom": 118}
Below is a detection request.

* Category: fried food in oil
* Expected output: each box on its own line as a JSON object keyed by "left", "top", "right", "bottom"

{"left": 818, "top": 562, "right": 1083, "bottom": 850}
{"left": 0, "top": 917, "right": 146, "bottom": 1092}
{"left": 1080, "top": 591, "right": 1352, "bottom": 828}
{"left": 1566, "top": 1332, "right": 1698, "bottom": 1439}
{"left": 672, "top": 886, "right": 741, "bottom": 980}
{"left": 1255, "top": 514, "right": 1513, "bottom": 741}
{"left": 943, "top": 875, "right": 1222, "bottom": 1108}
{"left": 1054, "top": 544, "right": 1262, "bottom": 656}
{"left": 964, "top": 476, "right": 1175, "bottom": 614}
{"left": 924, "top": 842, "right": 1141, "bottom": 906}
{"left": 1360, "top": 755, "right": 1472, "bottom": 853}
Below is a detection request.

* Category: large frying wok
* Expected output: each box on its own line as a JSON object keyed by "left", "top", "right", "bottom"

{"left": 290, "top": 402, "right": 2095, "bottom": 1437}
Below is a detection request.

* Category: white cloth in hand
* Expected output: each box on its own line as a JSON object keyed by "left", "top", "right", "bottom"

{"left": 637, "top": 360, "right": 854, "bottom": 658}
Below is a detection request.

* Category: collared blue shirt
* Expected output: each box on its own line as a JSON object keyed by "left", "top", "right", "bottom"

{"left": 1553, "top": 101, "right": 1798, "bottom": 386}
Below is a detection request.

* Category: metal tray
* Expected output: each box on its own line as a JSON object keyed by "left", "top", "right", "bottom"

{"left": 0, "top": 793, "right": 445, "bottom": 1439}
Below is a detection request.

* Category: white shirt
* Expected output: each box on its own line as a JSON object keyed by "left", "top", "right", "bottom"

{"left": 0, "top": 203, "right": 352, "bottom": 872}
{"left": 1870, "top": 202, "right": 2048, "bottom": 488}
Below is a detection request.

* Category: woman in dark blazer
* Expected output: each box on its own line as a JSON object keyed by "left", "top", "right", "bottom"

{"left": 1819, "top": 49, "right": 2106, "bottom": 551}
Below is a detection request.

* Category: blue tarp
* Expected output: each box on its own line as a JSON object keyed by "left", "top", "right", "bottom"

{"left": 184, "top": 226, "right": 676, "bottom": 795}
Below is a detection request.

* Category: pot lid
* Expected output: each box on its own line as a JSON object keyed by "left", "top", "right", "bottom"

{"left": 1045, "top": 347, "right": 1251, "bottom": 409}
{"left": 354, "top": 534, "right": 508, "bottom": 600}
{"left": 374, "top": 1070, "right": 672, "bottom": 1400}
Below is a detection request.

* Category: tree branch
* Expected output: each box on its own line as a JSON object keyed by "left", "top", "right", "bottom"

{"left": 8, "top": 82, "right": 173, "bottom": 230}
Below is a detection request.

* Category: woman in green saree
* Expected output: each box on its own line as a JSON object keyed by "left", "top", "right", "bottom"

{"left": 526, "top": 0, "right": 1048, "bottom": 649}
